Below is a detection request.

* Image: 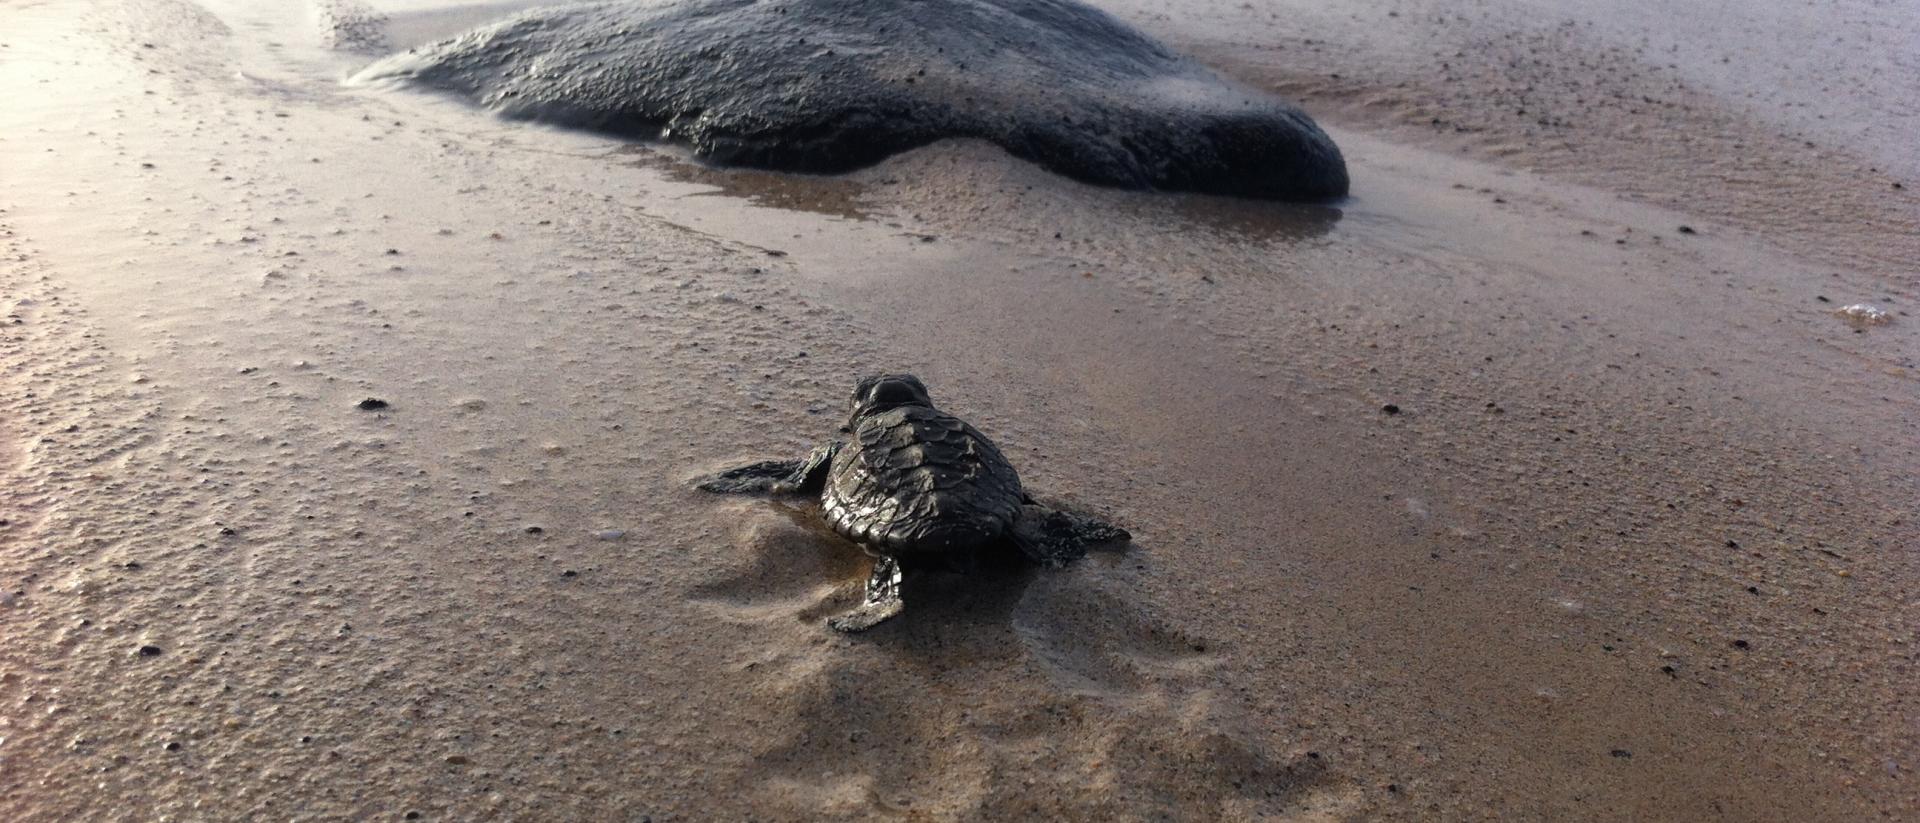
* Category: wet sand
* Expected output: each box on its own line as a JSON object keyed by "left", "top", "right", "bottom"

{"left": 1, "top": 0, "right": 1914, "bottom": 820}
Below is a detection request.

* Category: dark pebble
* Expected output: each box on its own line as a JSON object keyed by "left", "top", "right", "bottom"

{"left": 524, "top": 525, "right": 544, "bottom": 534}
{"left": 1660, "top": 664, "right": 1675, "bottom": 676}
{"left": 1677, "top": 225, "right": 1696, "bottom": 234}
{"left": 165, "top": 741, "right": 181, "bottom": 751}
{"left": 1610, "top": 749, "right": 1632, "bottom": 758}
{"left": 1381, "top": 404, "right": 1401, "bottom": 415}
{"left": 1815, "top": 295, "right": 1831, "bottom": 303}
{"left": 1732, "top": 639, "right": 1750, "bottom": 649}
{"left": 356, "top": 398, "right": 389, "bottom": 411}
{"left": 138, "top": 645, "right": 163, "bottom": 657}
{"left": 561, "top": 569, "right": 578, "bottom": 577}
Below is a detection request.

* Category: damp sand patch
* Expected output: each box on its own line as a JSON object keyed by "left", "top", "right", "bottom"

{"left": 352, "top": 0, "right": 1348, "bottom": 200}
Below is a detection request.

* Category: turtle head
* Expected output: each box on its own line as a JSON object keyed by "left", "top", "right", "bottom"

{"left": 849, "top": 374, "right": 932, "bottom": 423}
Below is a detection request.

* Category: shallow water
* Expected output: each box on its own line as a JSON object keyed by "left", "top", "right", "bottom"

{"left": 1, "top": 0, "right": 1915, "bottom": 820}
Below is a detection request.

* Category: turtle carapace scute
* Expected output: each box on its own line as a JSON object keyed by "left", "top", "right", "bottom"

{"left": 698, "top": 374, "right": 1129, "bottom": 631}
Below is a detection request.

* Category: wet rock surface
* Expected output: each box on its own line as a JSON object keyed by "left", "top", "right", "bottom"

{"left": 355, "top": 0, "right": 1348, "bottom": 199}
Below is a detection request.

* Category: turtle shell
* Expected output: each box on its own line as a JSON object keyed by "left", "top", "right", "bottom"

{"left": 821, "top": 404, "right": 1025, "bottom": 556}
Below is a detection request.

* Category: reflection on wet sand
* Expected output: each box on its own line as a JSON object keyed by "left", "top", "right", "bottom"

{"left": 0, "top": 0, "right": 1912, "bottom": 820}
{"left": 624, "top": 146, "right": 877, "bottom": 222}
{"left": 627, "top": 140, "right": 1343, "bottom": 247}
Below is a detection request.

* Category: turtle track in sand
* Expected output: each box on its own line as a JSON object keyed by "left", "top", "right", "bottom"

{"left": 353, "top": 0, "right": 1349, "bottom": 201}
{"left": 685, "top": 507, "right": 1359, "bottom": 819}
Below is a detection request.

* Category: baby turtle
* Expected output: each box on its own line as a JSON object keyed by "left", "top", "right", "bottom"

{"left": 699, "top": 374, "right": 1129, "bottom": 631}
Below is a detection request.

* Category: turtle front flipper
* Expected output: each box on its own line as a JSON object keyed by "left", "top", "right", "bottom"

{"left": 827, "top": 555, "right": 904, "bottom": 632}
{"left": 697, "top": 441, "right": 842, "bottom": 495}
{"left": 1010, "top": 503, "right": 1131, "bottom": 568}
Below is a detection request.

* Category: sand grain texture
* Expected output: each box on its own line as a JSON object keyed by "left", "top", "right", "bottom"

{"left": 0, "top": 0, "right": 1914, "bottom": 820}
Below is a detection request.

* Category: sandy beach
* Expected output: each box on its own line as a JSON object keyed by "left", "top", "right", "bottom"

{"left": 1, "top": 0, "right": 1914, "bottom": 819}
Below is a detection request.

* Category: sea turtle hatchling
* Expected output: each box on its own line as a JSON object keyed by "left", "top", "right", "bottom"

{"left": 698, "top": 374, "right": 1130, "bottom": 631}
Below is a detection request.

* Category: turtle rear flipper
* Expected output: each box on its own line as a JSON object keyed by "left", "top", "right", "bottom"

{"left": 697, "top": 441, "right": 842, "bottom": 495}
{"left": 827, "top": 555, "right": 904, "bottom": 632}
{"left": 696, "top": 459, "right": 803, "bottom": 494}
{"left": 1011, "top": 503, "right": 1131, "bottom": 568}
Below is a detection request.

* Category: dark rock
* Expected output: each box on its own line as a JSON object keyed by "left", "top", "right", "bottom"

{"left": 357, "top": 0, "right": 1347, "bottom": 200}
{"left": 356, "top": 397, "right": 389, "bottom": 411}
{"left": 1677, "top": 225, "right": 1696, "bottom": 234}
{"left": 137, "top": 644, "right": 163, "bottom": 656}
{"left": 1610, "top": 749, "right": 1632, "bottom": 758}
{"left": 1381, "top": 403, "right": 1401, "bottom": 415}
